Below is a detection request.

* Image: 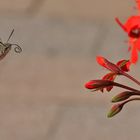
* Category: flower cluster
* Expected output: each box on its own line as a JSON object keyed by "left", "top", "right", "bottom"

{"left": 85, "top": 0, "right": 140, "bottom": 118}
{"left": 85, "top": 1, "right": 140, "bottom": 118}
{"left": 85, "top": 56, "right": 140, "bottom": 118}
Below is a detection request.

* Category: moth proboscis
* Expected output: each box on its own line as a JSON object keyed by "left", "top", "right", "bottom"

{"left": 0, "top": 29, "right": 22, "bottom": 55}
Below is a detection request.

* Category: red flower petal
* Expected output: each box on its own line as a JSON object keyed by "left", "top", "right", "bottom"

{"left": 106, "top": 86, "right": 114, "bottom": 92}
{"left": 102, "top": 73, "right": 116, "bottom": 92}
{"left": 116, "top": 16, "right": 140, "bottom": 37}
{"left": 128, "top": 37, "right": 140, "bottom": 63}
{"left": 96, "top": 56, "right": 108, "bottom": 68}
{"left": 115, "top": 17, "right": 127, "bottom": 32}
{"left": 134, "top": 38, "right": 140, "bottom": 51}
{"left": 131, "top": 44, "right": 138, "bottom": 63}
{"left": 102, "top": 72, "right": 116, "bottom": 81}
{"left": 85, "top": 81, "right": 96, "bottom": 89}
{"left": 116, "top": 60, "right": 131, "bottom": 72}
{"left": 125, "top": 16, "right": 140, "bottom": 35}
{"left": 136, "top": 0, "right": 140, "bottom": 11}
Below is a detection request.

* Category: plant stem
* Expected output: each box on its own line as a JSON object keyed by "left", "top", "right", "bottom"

{"left": 122, "top": 72, "right": 140, "bottom": 86}
{"left": 123, "top": 97, "right": 140, "bottom": 105}
{"left": 114, "top": 82, "right": 140, "bottom": 93}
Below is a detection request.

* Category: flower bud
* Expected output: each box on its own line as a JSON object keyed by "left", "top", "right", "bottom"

{"left": 96, "top": 56, "right": 122, "bottom": 74}
{"left": 112, "top": 91, "right": 134, "bottom": 102}
{"left": 107, "top": 103, "right": 123, "bottom": 118}
{"left": 85, "top": 80, "right": 114, "bottom": 91}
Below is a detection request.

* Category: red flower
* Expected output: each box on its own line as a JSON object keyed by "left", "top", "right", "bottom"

{"left": 96, "top": 56, "right": 131, "bottom": 92}
{"left": 116, "top": 16, "right": 140, "bottom": 63}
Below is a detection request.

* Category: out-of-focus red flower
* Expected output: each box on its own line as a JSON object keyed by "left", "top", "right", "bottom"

{"left": 136, "top": 0, "right": 140, "bottom": 11}
{"left": 96, "top": 56, "right": 131, "bottom": 92}
{"left": 115, "top": 16, "right": 140, "bottom": 63}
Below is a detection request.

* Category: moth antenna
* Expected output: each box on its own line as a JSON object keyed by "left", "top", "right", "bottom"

{"left": 7, "top": 29, "right": 14, "bottom": 43}
{"left": 11, "top": 44, "right": 22, "bottom": 53}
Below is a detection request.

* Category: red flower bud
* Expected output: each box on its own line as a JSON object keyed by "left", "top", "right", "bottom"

{"left": 96, "top": 56, "right": 122, "bottom": 74}
{"left": 85, "top": 80, "right": 114, "bottom": 91}
{"left": 107, "top": 103, "right": 124, "bottom": 118}
{"left": 85, "top": 80, "right": 96, "bottom": 89}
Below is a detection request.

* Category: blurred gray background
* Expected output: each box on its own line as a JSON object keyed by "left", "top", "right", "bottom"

{"left": 0, "top": 0, "right": 140, "bottom": 140}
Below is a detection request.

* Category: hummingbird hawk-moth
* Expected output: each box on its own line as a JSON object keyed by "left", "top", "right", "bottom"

{"left": 0, "top": 29, "right": 22, "bottom": 60}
